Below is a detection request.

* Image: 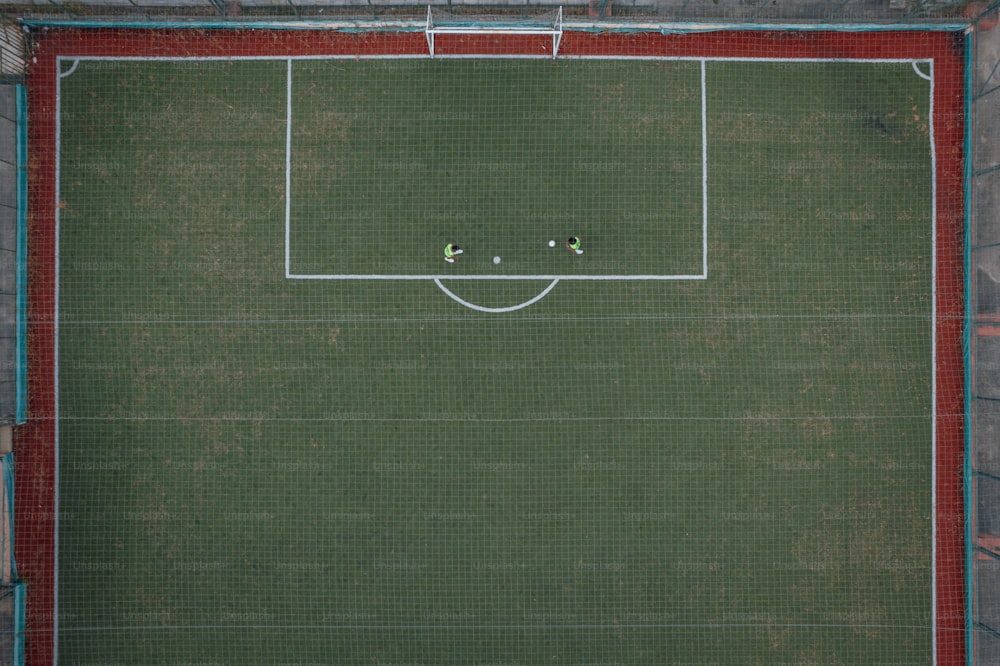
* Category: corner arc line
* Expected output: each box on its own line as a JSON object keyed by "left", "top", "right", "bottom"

{"left": 912, "top": 61, "right": 931, "bottom": 81}
{"left": 59, "top": 59, "right": 79, "bottom": 78}
{"left": 434, "top": 278, "right": 560, "bottom": 313}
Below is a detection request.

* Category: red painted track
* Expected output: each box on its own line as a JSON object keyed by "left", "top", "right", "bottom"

{"left": 19, "top": 27, "right": 966, "bottom": 666}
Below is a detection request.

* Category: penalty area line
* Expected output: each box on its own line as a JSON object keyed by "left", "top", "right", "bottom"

{"left": 286, "top": 274, "right": 707, "bottom": 280}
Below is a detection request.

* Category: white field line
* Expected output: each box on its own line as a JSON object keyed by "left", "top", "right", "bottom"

{"left": 57, "top": 620, "right": 938, "bottom": 632}
{"left": 287, "top": 274, "right": 707, "bottom": 280}
{"left": 433, "top": 277, "right": 560, "bottom": 313}
{"left": 285, "top": 59, "right": 293, "bottom": 279}
{"left": 701, "top": 58, "right": 708, "bottom": 278}
{"left": 52, "top": 55, "right": 942, "bottom": 652}
{"left": 286, "top": 58, "right": 710, "bottom": 281}
{"left": 55, "top": 55, "right": 932, "bottom": 63}
{"left": 928, "top": 57, "right": 938, "bottom": 666}
{"left": 54, "top": 55, "right": 66, "bottom": 666}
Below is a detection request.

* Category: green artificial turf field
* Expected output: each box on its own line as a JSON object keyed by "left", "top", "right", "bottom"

{"left": 55, "top": 57, "right": 934, "bottom": 664}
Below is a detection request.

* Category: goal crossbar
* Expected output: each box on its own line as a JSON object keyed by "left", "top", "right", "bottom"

{"left": 425, "top": 6, "right": 564, "bottom": 57}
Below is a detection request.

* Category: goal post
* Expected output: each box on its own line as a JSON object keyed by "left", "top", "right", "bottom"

{"left": 425, "top": 5, "right": 564, "bottom": 57}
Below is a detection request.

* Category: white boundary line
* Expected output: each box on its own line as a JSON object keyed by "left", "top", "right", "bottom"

{"left": 56, "top": 413, "right": 933, "bottom": 422}
{"left": 53, "top": 57, "right": 67, "bottom": 666}
{"left": 51, "top": 55, "right": 941, "bottom": 655}
{"left": 285, "top": 59, "right": 293, "bottom": 279}
{"left": 701, "top": 59, "right": 708, "bottom": 278}
{"left": 928, "top": 57, "right": 938, "bottom": 666}
{"left": 54, "top": 54, "right": 932, "bottom": 63}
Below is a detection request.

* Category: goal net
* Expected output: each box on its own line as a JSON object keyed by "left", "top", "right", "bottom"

{"left": 425, "top": 6, "right": 564, "bottom": 57}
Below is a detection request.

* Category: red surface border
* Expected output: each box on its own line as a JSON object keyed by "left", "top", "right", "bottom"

{"left": 18, "top": 27, "right": 966, "bottom": 666}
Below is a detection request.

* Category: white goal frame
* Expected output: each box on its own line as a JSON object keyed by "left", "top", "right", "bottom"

{"left": 425, "top": 5, "right": 564, "bottom": 58}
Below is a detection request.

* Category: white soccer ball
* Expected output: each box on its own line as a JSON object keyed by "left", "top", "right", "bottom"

{"left": 548, "top": 240, "right": 556, "bottom": 247}
{"left": 493, "top": 256, "right": 501, "bottom": 264}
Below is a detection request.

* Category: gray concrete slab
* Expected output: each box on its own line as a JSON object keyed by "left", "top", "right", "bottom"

{"left": 975, "top": 397, "right": 1000, "bottom": 476}
{"left": 0, "top": 293, "right": 11, "bottom": 330}
{"left": 976, "top": 553, "right": 1000, "bottom": 664}
{"left": 0, "top": 87, "right": 14, "bottom": 123}
{"left": 973, "top": 95, "right": 1000, "bottom": 176}
{"left": 978, "top": 246, "right": 1000, "bottom": 315}
{"left": 0, "top": 82, "right": 17, "bottom": 429}
{"left": 0, "top": 249, "right": 14, "bottom": 296}
{"left": 0, "top": 384, "right": 11, "bottom": 424}
{"left": 978, "top": 473, "right": 1000, "bottom": 534}
{"left": 977, "top": 554, "right": 1000, "bottom": 631}
{"left": 977, "top": 334, "right": 1000, "bottom": 400}
{"left": 0, "top": 271, "right": 11, "bottom": 424}
{"left": 0, "top": 161, "right": 14, "bottom": 212}
{"left": 977, "top": 621, "right": 1000, "bottom": 666}
{"left": 0, "top": 206, "right": 12, "bottom": 257}
{"left": 0, "top": 118, "right": 17, "bottom": 170}
{"left": 975, "top": 170, "right": 1000, "bottom": 249}
{"left": 0, "top": 382, "right": 12, "bottom": 424}
{"left": 973, "top": 336, "right": 1000, "bottom": 402}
